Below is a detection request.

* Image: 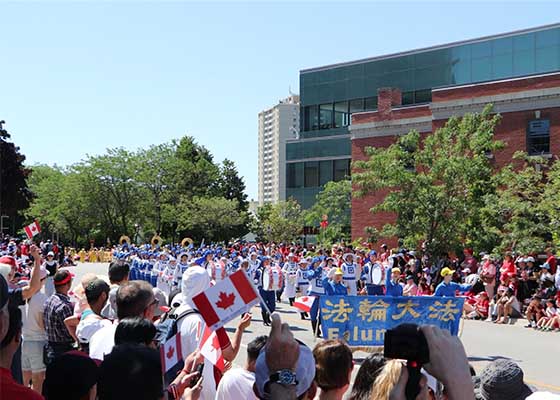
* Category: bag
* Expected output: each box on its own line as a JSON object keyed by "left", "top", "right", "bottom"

{"left": 155, "top": 307, "right": 200, "bottom": 387}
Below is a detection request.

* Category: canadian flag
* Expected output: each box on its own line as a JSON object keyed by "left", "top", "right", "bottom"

{"left": 198, "top": 324, "right": 225, "bottom": 371}
{"left": 293, "top": 296, "right": 316, "bottom": 313}
{"left": 24, "top": 220, "right": 41, "bottom": 239}
{"left": 160, "top": 332, "right": 182, "bottom": 373}
{"left": 193, "top": 269, "right": 259, "bottom": 331}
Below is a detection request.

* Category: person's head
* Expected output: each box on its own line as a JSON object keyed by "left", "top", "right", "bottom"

{"left": 0, "top": 256, "right": 17, "bottom": 282}
{"left": 349, "top": 353, "right": 386, "bottom": 400}
{"left": 85, "top": 279, "right": 110, "bottom": 313}
{"left": 505, "top": 252, "right": 513, "bottom": 261}
{"left": 116, "top": 281, "right": 156, "bottom": 321}
{"left": 441, "top": 267, "right": 455, "bottom": 283}
{"left": 344, "top": 253, "right": 354, "bottom": 264}
{"left": 179, "top": 254, "right": 188, "bottom": 265}
{"left": 43, "top": 351, "right": 99, "bottom": 400}
{"left": 47, "top": 251, "right": 55, "bottom": 261}
{"left": 54, "top": 270, "right": 74, "bottom": 294}
{"left": 546, "top": 248, "right": 553, "bottom": 256}
{"left": 0, "top": 275, "right": 8, "bottom": 342}
{"left": 114, "top": 317, "right": 157, "bottom": 348}
{"left": 108, "top": 262, "right": 130, "bottom": 285}
{"left": 476, "top": 359, "right": 532, "bottom": 400}
{"left": 98, "top": 344, "right": 163, "bottom": 400}
{"left": 546, "top": 299, "right": 554, "bottom": 308}
{"left": 240, "top": 259, "right": 249, "bottom": 271}
{"left": 406, "top": 276, "right": 414, "bottom": 285}
{"left": 0, "top": 304, "right": 22, "bottom": 361}
{"left": 245, "top": 335, "right": 267, "bottom": 372}
{"left": 391, "top": 267, "right": 401, "bottom": 282}
{"left": 181, "top": 265, "right": 211, "bottom": 307}
{"left": 368, "top": 360, "right": 403, "bottom": 400}
{"left": 334, "top": 268, "right": 344, "bottom": 284}
{"left": 313, "top": 339, "right": 353, "bottom": 393}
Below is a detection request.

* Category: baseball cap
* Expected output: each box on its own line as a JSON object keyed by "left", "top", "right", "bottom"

{"left": 47, "top": 251, "right": 55, "bottom": 257}
{"left": 53, "top": 270, "right": 74, "bottom": 286}
{"left": 391, "top": 267, "right": 401, "bottom": 274}
{"left": 406, "top": 275, "right": 414, "bottom": 281}
{"left": 334, "top": 268, "right": 343, "bottom": 275}
{"left": 441, "top": 267, "right": 455, "bottom": 277}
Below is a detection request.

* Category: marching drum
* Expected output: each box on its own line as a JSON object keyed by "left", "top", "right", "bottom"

{"left": 263, "top": 269, "right": 282, "bottom": 291}
{"left": 371, "top": 264, "right": 383, "bottom": 285}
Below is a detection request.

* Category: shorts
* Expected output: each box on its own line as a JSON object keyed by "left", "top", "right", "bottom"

{"left": 22, "top": 340, "right": 46, "bottom": 372}
{"left": 510, "top": 308, "right": 522, "bottom": 318}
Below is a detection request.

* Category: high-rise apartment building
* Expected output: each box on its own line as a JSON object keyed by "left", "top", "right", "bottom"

{"left": 258, "top": 95, "right": 300, "bottom": 206}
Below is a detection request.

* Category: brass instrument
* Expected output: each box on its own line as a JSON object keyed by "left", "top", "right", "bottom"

{"left": 181, "top": 237, "right": 194, "bottom": 247}
{"left": 119, "top": 235, "right": 131, "bottom": 245}
{"left": 151, "top": 234, "right": 163, "bottom": 248}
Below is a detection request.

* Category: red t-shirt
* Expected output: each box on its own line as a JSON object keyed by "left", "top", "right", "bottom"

{"left": 546, "top": 256, "right": 557, "bottom": 274}
{"left": 0, "top": 368, "right": 44, "bottom": 400}
{"left": 500, "top": 260, "right": 516, "bottom": 275}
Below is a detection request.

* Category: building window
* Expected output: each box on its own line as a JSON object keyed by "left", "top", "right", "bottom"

{"left": 319, "top": 103, "right": 334, "bottom": 129}
{"left": 304, "top": 105, "right": 319, "bottom": 131}
{"left": 364, "top": 97, "right": 378, "bottom": 111}
{"left": 402, "top": 91, "right": 414, "bottom": 105}
{"left": 304, "top": 161, "right": 319, "bottom": 187}
{"left": 286, "top": 163, "right": 304, "bottom": 188}
{"left": 527, "top": 119, "right": 550, "bottom": 155}
{"left": 319, "top": 160, "right": 333, "bottom": 186}
{"left": 349, "top": 98, "right": 364, "bottom": 113}
{"left": 334, "top": 101, "right": 349, "bottom": 128}
{"left": 414, "top": 89, "right": 432, "bottom": 104}
{"left": 333, "top": 159, "right": 350, "bottom": 181}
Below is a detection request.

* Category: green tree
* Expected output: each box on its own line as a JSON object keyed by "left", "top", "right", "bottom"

{"left": 353, "top": 105, "right": 504, "bottom": 258}
{"left": 304, "top": 180, "right": 351, "bottom": 245}
{"left": 176, "top": 196, "right": 247, "bottom": 242}
{"left": 258, "top": 200, "right": 303, "bottom": 243}
{"left": 217, "top": 159, "right": 249, "bottom": 211}
{"left": 542, "top": 160, "right": 560, "bottom": 249}
{"left": 0, "top": 121, "right": 33, "bottom": 235}
{"left": 175, "top": 136, "right": 220, "bottom": 198}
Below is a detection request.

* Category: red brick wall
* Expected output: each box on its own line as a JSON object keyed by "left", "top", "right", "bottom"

{"left": 351, "top": 76, "right": 560, "bottom": 243}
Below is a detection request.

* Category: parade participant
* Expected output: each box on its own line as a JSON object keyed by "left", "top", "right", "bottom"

{"left": 361, "top": 251, "right": 384, "bottom": 296}
{"left": 323, "top": 268, "right": 348, "bottom": 296}
{"left": 434, "top": 267, "right": 472, "bottom": 297}
{"left": 255, "top": 257, "right": 282, "bottom": 326}
{"left": 198, "top": 249, "right": 215, "bottom": 270}
{"left": 341, "top": 252, "right": 359, "bottom": 296}
{"left": 175, "top": 253, "right": 190, "bottom": 284}
{"left": 480, "top": 254, "right": 497, "bottom": 298}
{"left": 248, "top": 252, "right": 260, "bottom": 278}
{"left": 296, "top": 259, "right": 310, "bottom": 320}
{"left": 282, "top": 253, "right": 298, "bottom": 306}
{"left": 209, "top": 256, "right": 228, "bottom": 283}
{"left": 402, "top": 275, "right": 418, "bottom": 296}
{"left": 160, "top": 256, "right": 178, "bottom": 295}
{"left": 152, "top": 253, "right": 168, "bottom": 290}
{"left": 42, "top": 251, "right": 59, "bottom": 296}
{"left": 307, "top": 257, "right": 328, "bottom": 337}
{"left": 385, "top": 257, "right": 403, "bottom": 297}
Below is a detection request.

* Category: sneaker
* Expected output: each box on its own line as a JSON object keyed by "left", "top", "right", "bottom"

{"left": 524, "top": 324, "right": 533, "bottom": 328}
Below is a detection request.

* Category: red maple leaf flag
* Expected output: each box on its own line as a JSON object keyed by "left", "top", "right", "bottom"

{"left": 160, "top": 332, "right": 182, "bottom": 373}
{"left": 24, "top": 220, "right": 41, "bottom": 239}
{"left": 193, "top": 269, "right": 259, "bottom": 331}
{"left": 216, "top": 292, "right": 236, "bottom": 310}
{"left": 293, "top": 296, "right": 316, "bottom": 313}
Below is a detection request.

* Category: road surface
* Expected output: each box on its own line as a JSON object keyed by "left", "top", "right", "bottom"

{"left": 70, "top": 262, "right": 560, "bottom": 394}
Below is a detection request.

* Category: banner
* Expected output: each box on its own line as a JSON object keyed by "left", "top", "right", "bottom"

{"left": 320, "top": 296, "right": 465, "bottom": 346}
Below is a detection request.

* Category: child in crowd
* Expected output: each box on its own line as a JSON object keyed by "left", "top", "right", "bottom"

{"left": 524, "top": 295, "right": 545, "bottom": 328}
{"left": 537, "top": 298, "right": 557, "bottom": 331}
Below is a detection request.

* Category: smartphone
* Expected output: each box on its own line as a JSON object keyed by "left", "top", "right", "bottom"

{"left": 190, "top": 363, "right": 204, "bottom": 388}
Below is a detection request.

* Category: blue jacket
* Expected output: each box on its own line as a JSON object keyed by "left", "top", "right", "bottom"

{"left": 434, "top": 281, "right": 472, "bottom": 297}
{"left": 385, "top": 267, "right": 403, "bottom": 296}
{"left": 322, "top": 278, "right": 348, "bottom": 296}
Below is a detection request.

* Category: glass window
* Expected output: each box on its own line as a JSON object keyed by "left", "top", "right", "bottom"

{"left": 402, "top": 91, "right": 414, "bottom": 105}
{"left": 513, "top": 33, "right": 535, "bottom": 52}
{"left": 334, "top": 101, "right": 349, "bottom": 128}
{"left": 319, "top": 103, "right": 333, "bottom": 130}
{"left": 536, "top": 46, "right": 560, "bottom": 72}
{"left": 349, "top": 98, "right": 364, "bottom": 113}
{"left": 493, "top": 37, "right": 513, "bottom": 55}
{"left": 414, "top": 89, "right": 432, "bottom": 104}
{"left": 286, "top": 163, "right": 304, "bottom": 188}
{"left": 364, "top": 96, "right": 377, "bottom": 111}
{"left": 304, "top": 105, "right": 319, "bottom": 131}
{"left": 304, "top": 161, "right": 319, "bottom": 187}
{"left": 471, "top": 42, "right": 492, "bottom": 58}
{"left": 319, "top": 160, "right": 333, "bottom": 186}
{"left": 472, "top": 57, "right": 492, "bottom": 81}
{"left": 493, "top": 53, "right": 513, "bottom": 79}
{"left": 536, "top": 29, "right": 560, "bottom": 48}
{"left": 333, "top": 159, "right": 350, "bottom": 181}
{"left": 513, "top": 49, "right": 535, "bottom": 76}
{"left": 527, "top": 119, "right": 550, "bottom": 155}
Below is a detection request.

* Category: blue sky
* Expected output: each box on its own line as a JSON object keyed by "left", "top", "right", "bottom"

{"left": 2, "top": 1, "right": 559, "bottom": 199}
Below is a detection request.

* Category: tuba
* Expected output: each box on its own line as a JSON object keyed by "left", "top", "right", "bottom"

{"left": 151, "top": 234, "right": 163, "bottom": 248}
{"left": 119, "top": 235, "right": 131, "bottom": 246}
{"left": 181, "top": 237, "right": 194, "bottom": 247}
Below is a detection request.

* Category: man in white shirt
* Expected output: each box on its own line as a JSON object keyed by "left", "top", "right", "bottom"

{"left": 89, "top": 281, "right": 157, "bottom": 360}
{"left": 216, "top": 335, "right": 267, "bottom": 400}
{"left": 21, "top": 267, "right": 48, "bottom": 392}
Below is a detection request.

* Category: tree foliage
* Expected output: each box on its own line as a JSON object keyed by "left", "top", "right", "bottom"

{"left": 255, "top": 200, "right": 303, "bottom": 243}
{"left": 353, "top": 105, "right": 504, "bottom": 257}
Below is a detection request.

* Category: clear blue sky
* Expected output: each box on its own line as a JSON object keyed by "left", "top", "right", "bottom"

{"left": 2, "top": 2, "right": 559, "bottom": 199}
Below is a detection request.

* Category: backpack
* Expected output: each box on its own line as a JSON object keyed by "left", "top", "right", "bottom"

{"left": 156, "top": 307, "right": 200, "bottom": 387}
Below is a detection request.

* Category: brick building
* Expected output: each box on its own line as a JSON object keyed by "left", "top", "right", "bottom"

{"left": 350, "top": 72, "right": 560, "bottom": 245}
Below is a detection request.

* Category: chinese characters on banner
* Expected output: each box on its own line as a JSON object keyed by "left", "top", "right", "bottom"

{"left": 320, "top": 296, "right": 465, "bottom": 346}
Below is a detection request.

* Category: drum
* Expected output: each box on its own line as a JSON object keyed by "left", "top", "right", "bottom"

{"left": 371, "top": 264, "right": 383, "bottom": 285}
{"left": 263, "top": 268, "right": 282, "bottom": 291}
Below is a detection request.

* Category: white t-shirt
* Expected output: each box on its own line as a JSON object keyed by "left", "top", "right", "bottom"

{"left": 216, "top": 368, "right": 257, "bottom": 400}
{"left": 77, "top": 316, "right": 112, "bottom": 344}
{"left": 22, "top": 291, "right": 48, "bottom": 341}
{"left": 176, "top": 304, "right": 218, "bottom": 400}
{"left": 89, "top": 323, "right": 117, "bottom": 360}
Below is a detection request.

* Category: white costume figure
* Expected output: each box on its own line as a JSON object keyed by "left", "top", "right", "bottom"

{"left": 174, "top": 253, "right": 190, "bottom": 284}
{"left": 341, "top": 253, "right": 358, "bottom": 296}
{"left": 161, "top": 257, "right": 179, "bottom": 295}
{"left": 282, "top": 256, "right": 298, "bottom": 300}
{"left": 296, "top": 260, "right": 310, "bottom": 297}
{"left": 248, "top": 253, "right": 260, "bottom": 280}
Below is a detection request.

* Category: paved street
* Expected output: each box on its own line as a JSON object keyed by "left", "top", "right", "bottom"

{"left": 72, "top": 263, "right": 560, "bottom": 394}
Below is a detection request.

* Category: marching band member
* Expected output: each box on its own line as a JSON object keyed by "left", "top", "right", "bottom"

{"left": 306, "top": 257, "right": 328, "bottom": 337}
{"left": 254, "top": 257, "right": 282, "bottom": 326}
{"left": 323, "top": 268, "right": 348, "bottom": 295}
{"left": 209, "top": 257, "right": 228, "bottom": 283}
{"left": 282, "top": 253, "right": 298, "bottom": 306}
{"left": 173, "top": 252, "right": 190, "bottom": 283}
{"left": 361, "top": 250, "right": 385, "bottom": 295}
{"left": 161, "top": 256, "right": 179, "bottom": 295}
{"left": 248, "top": 252, "right": 260, "bottom": 278}
{"left": 296, "top": 258, "right": 310, "bottom": 320}
{"left": 341, "top": 252, "right": 359, "bottom": 296}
